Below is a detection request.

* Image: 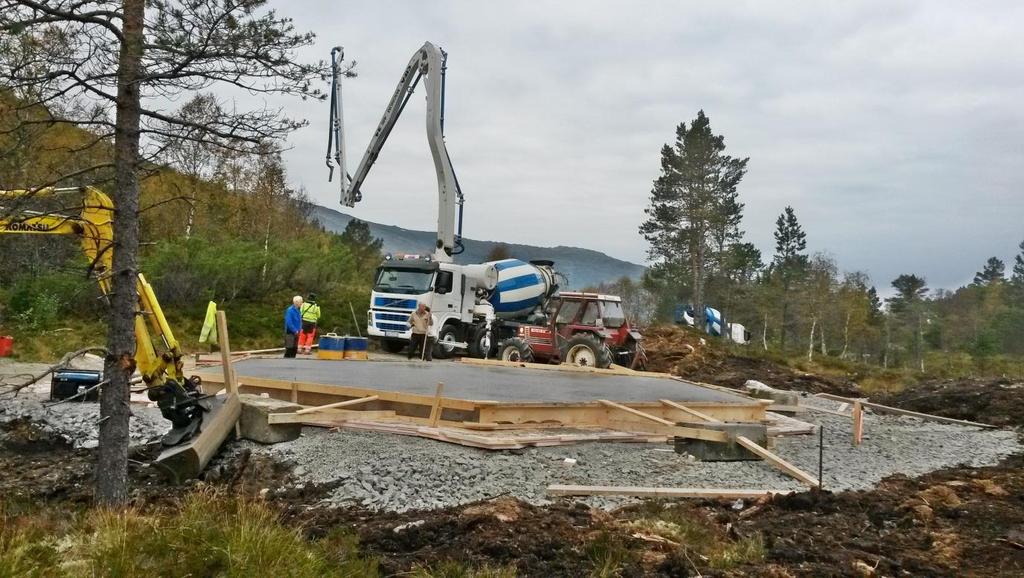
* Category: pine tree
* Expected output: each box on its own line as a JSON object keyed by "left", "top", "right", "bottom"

{"left": 973, "top": 257, "right": 1005, "bottom": 286}
{"left": 640, "top": 110, "right": 748, "bottom": 331}
{"left": 770, "top": 206, "right": 808, "bottom": 350}
{"left": 887, "top": 274, "right": 929, "bottom": 372}
{"left": 1011, "top": 240, "right": 1024, "bottom": 286}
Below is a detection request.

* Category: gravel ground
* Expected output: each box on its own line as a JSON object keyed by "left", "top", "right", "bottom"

{"left": 3, "top": 359, "right": 1019, "bottom": 512}
{"left": 241, "top": 392, "right": 1021, "bottom": 512}
{"left": 0, "top": 359, "right": 168, "bottom": 448}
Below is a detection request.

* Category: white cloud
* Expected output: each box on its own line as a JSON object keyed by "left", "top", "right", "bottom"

{"left": 262, "top": 0, "right": 1023, "bottom": 291}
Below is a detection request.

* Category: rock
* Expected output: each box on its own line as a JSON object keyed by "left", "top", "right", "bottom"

{"left": 238, "top": 394, "right": 302, "bottom": 444}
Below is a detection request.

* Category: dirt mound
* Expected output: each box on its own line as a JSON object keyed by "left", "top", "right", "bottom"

{"left": 706, "top": 454, "right": 1024, "bottom": 577}
{"left": 643, "top": 325, "right": 861, "bottom": 396}
{"left": 877, "top": 378, "right": 1024, "bottom": 427}
{"left": 294, "top": 497, "right": 638, "bottom": 577}
{"left": 642, "top": 325, "right": 728, "bottom": 375}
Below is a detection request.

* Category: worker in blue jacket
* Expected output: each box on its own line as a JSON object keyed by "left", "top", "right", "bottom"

{"left": 283, "top": 295, "right": 303, "bottom": 358}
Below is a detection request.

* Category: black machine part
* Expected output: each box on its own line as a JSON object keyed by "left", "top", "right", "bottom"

{"left": 50, "top": 369, "right": 102, "bottom": 402}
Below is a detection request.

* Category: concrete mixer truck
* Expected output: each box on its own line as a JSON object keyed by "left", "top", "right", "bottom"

{"left": 325, "top": 42, "right": 639, "bottom": 366}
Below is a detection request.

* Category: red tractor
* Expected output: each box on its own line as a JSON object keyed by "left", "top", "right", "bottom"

{"left": 495, "top": 292, "right": 647, "bottom": 369}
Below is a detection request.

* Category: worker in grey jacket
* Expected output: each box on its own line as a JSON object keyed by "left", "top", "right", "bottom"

{"left": 407, "top": 303, "right": 434, "bottom": 361}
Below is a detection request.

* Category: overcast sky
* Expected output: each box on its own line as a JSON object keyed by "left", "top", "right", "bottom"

{"left": 269, "top": 1, "right": 1023, "bottom": 292}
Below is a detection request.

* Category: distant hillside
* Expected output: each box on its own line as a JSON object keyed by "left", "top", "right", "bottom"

{"left": 312, "top": 205, "right": 645, "bottom": 289}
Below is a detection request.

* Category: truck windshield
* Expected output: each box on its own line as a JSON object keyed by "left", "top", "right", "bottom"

{"left": 601, "top": 301, "right": 626, "bottom": 328}
{"left": 374, "top": 268, "right": 434, "bottom": 295}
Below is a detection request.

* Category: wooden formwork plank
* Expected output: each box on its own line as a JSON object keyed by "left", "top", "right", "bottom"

{"left": 429, "top": 382, "right": 445, "bottom": 427}
{"left": 268, "top": 409, "right": 397, "bottom": 425}
{"left": 816, "top": 393, "right": 996, "bottom": 428}
{"left": 294, "top": 395, "right": 379, "bottom": 415}
{"left": 477, "top": 401, "right": 764, "bottom": 426}
{"left": 598, "top": 399, "right": 675, "bottom": 426}
{"left": 659, "top": 399, "right": 722, "bottom": 423}
{"left": 196, "top": 373, "right": 483, "bottom": 412}
{"left": 735, "top": 435, "right": 819, "bottom": 487}
{"left": 547, "top": 485, "right": 792, "bottom": 498}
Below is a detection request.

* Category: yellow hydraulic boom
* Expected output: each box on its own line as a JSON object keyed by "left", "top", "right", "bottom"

{"left": 0, "top": 186, "right": 203, "bottom": 444}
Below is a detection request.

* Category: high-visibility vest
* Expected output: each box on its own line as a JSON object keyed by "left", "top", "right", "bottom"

{"left": 300, "top": 302, "right": 321, "bottom": 323}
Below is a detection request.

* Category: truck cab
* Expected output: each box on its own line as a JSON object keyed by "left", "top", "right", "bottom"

{"left": 367, "top": 254, "right": 487, "bottom": 357}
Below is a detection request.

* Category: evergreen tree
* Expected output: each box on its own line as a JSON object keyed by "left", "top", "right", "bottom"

{"left": 867, "top": 286, "right": 883, "bottom": 323}
{"left": 1012, "top": 240, "right": 1024, "bottom": 286}
{"left": 887, "top": 274, "right": 929, "bottom": 372}
{"left": 640, "top": 110, "right": 748, "bottom": 330}
{"left": 973, "top": 257, "right": 1005, "bottom": 286}
{"left": 770, "top": 206, "right": 808, "bottom": 350}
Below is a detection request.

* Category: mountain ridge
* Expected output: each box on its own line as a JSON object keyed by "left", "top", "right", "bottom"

{"left": 311, "top": 204, "right": 645, "bottom": 289}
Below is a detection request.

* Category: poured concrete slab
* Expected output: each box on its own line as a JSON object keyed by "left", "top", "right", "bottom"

{"left": 224, "top": 358, "right": 752, "bottom": 404}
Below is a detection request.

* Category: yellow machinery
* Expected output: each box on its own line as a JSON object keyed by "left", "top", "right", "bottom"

{"left": 0, "top": 186, "right": 205, "bottom": 444}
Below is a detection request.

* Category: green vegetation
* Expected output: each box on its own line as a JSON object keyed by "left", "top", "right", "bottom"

{"left": 1, "top": 491, "right": 378, "bottom": 577}
{"left": 0, "top": 102, "right": 383, "bottom": 361}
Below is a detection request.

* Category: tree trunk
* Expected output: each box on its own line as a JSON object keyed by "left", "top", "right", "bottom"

{"left": 840, "top": 311, "right": 851, "bottom": 358}
{"left": 691, "top": 244, "right": 705, "bottom": 334}
{"left": 762, "top": 312, "right": 768, "bottom": 351}
{"left": 819, "top": 322, "right": 827, "bottom": 356}
{"left": 917, "top": 311, "right": 925, "bottom": 373}
{"left": 807, "top": 316, "right": 816, "bottom": 361}
{"left": 779, "top": 298, "right": 788, "bottom": 352}
{"left": 98, "top": 0, "right": 145, "bottom": 507}
{"left": 883, "top": 319, "right": 891, "bottom": 369}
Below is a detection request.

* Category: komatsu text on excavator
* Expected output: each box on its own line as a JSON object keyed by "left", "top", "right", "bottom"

{"left": 0, "top": 186, "right": 207, "bottom": 445}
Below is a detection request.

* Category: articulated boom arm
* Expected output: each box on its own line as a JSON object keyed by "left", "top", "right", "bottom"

{"left": 0, "top": 186, "right": 183, "bottom": 389}
{"left": 330, "top": 41, "right": 464, "bottom": 262}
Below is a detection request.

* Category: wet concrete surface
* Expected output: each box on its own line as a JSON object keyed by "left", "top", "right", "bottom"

{"left": 225, "top": 358, "right": 754, "bottom": 404}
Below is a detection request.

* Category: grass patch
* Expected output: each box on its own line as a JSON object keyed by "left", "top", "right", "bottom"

{"left": 1, "top": 489, "right": 378, "bottom": 577}
{"left": 584, "top": 531, "right": 638, "bottom": 578}
{"left": 621, "top": 502, "right": 765, "bottom": 572}
{"left": 409, "top": 560, "right": 518, "bottom": 578}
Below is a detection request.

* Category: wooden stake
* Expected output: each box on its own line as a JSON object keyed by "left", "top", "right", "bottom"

{"left": 736, "top": 435, "right": 820, "bottom": 487}
{"left": 290, "top": 381, "right": 298, "bottom": 404}
{"left": 816, "top": 393, "right": 996, "bottom": 429}
{"left": 852, "top": 400, "right": 864, "bottom": 446}
{"left": 214, "top": 310, "right": 241, "bottom": 438}
{"left": 547, "top": 485, "right": 792, "bottom": 499}
{"left": 429, "top": 382, "right": 445, "bottom": 427}
{"left": 295, "top": 395, "right": 379, "bottom": 415}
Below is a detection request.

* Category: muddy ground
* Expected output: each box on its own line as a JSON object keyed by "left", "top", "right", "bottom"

{"left": 3, "top": 414, "right": 1023, "bottom": 576}
{"left": 3, "top": 347, "right": 1023, "bottom": 576}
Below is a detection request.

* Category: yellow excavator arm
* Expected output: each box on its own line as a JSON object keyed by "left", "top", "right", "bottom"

{"left": 1, "top": 186, "right": 199, "bottom": 443}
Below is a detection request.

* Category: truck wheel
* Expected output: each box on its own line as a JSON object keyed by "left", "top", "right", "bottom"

{"left": 562, "top": 334, "right": 612, "bottom": 369}
{"left": 497, "top": 338, "right": 534, "bottom": 364}
{"left": 433, "top": 324, "right": 459, "bottom": 359}
{"left": 467, "top": 324, "right": 489, "bottom": 358}
{"left": 381, "top": 339, "right": 406, "bottom": 354}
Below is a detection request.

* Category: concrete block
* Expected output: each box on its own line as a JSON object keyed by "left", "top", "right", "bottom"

{"left": 744, "top": 380, "right": 800, "bottom": 409}
{"left": 238, "top": 394, "right": 302, "bottom": 444}
{"left": 673, "top": 421, "right": 769, "bottom": 462}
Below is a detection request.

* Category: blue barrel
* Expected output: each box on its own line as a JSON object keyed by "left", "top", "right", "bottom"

{"left": 317, "top": 334, "right": 346, "bottom": 360}
{"left": 344, "top": 336, "right": 368, "bottom": 360}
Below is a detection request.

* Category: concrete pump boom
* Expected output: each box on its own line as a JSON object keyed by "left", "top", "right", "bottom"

{"left": 328, "top": 41, "right": 465, "bottom": 262}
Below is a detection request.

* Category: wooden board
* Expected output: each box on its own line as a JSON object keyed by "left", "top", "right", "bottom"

{"left": 547, "top": 484, "right": 793, "bottom": 499}
{"left": 268, "top": 409, "right": 397, "bottom": 425}
{"left": 735, "top": 435, "right": 820, "bottom": 487}
{"left": 816, "top": 393, "right": 996, "bottom": 429}
{"left": 156, "top": 394, "right": 240, "bottom": 483}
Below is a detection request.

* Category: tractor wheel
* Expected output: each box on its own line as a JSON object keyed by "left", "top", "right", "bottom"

{"left": 381, "top": 339, "right": 406, "bottom": 354}
{"left": 433, "top": 324, "right": 459, "bottom": 359}
{"left": 497, "top": 338, "right": 534, "bottom": 364}
{"left": 562, "top": 334, "right": 612, "bottom": 369}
